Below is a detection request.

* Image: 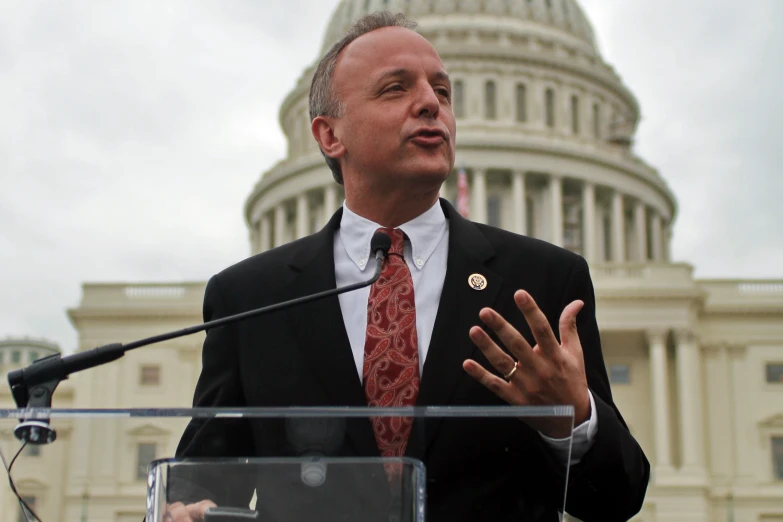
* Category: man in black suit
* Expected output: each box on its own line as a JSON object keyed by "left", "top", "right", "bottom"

{"left": 169, "top": 11, "right": 649, "bottom": 522}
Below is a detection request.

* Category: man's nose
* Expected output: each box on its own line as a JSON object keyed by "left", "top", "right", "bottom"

{"left": 414, "top": 84, "right": 440, "bottom": 118}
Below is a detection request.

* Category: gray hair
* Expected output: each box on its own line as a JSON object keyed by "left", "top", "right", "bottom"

{"left": 309, "top": 12, "right": 419, "bottom": 184}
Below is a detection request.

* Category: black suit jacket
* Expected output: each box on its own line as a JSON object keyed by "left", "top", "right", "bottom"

{"left": 173, "top": 199, "right": 649, "bottom": 522}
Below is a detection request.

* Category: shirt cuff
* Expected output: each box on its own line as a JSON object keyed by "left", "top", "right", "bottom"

{"left": 538, "top": 390, "right": 598, "bottom": 466}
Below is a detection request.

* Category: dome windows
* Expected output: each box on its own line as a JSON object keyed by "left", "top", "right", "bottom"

{"left": 453, "top": 79, "right": 464, "bottom": 119}
{"left": 571, "top": 94, "right": 580, "bottom": 134}
{"left": 516, "top": 83, "right": 528, "bottom": 122}
{"left": 484, "top": 80, "right": 497, "bottom": 120}
{"left": 545, "top": 88, "right": 555, "bottom": 128}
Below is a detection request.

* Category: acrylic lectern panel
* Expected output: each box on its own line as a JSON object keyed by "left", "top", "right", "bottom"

{"left": 0, "top": 406, "right": 574, "bottom": 522}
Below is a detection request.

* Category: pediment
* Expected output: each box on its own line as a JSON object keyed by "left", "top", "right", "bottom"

{"left": 127, "top": 423, "right": 169, "bottom": 437}
{"left": 759, "top": 413, "right": 783, "bottom": 428}
{"left": 15, "top": 478, "right": 47, "bottom": 490}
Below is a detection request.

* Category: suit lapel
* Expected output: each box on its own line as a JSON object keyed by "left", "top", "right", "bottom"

{"left": 408, "top": 200, "right": 504, "bottom": 457}
{"left": 286, "top": 208, "right": 379, "bottom": 457}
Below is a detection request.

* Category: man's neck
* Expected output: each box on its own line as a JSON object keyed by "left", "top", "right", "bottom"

{"left": 344, "top": 189, "right": 440, "bottom": 228}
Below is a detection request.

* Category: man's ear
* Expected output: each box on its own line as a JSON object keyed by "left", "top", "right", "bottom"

{"left": 312, "top": 116, "right": 345, "bottom": 161}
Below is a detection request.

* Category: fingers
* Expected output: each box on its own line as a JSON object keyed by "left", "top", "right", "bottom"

{"left": 558, "top": 300, "right": 584, "bottom": 348}
{"left": 514, "top": 290, "right": 559, "bottom": 354}
{"left": 166, "top": 503, "right": 190, "bottom": 522}
{"left": 166, "top": 500, "right": 217, "bottom": 522}
{"left": 462, "top": 359, "right": 518, "bottom": 404}
{"left": 468, "top": 325, "right": 518, "bottom": 377}
{"left": 186, "top": 500, "right": 217, "bottom": 521}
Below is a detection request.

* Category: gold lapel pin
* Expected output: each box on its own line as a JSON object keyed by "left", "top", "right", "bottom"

{"left": 468, "top": 273, "right": 487, "bottom": 291}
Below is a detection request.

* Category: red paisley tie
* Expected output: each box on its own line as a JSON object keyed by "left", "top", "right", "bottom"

{"left": 363, "top": 227, "right": 420, "bottom": 458}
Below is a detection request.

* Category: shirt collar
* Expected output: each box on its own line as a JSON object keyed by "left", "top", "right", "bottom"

{"left": 339, "top": 199, "right": 448, "bottom": 272}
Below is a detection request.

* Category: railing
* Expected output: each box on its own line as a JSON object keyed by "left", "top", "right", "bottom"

{"left": 698, "top": 280, "right": 783, "bottom": 310}
{"left": 590, "top": 263, "right": 695, "bottom": 287}
{"left": 78, "top": 282, "right": 206, "bottom": 308}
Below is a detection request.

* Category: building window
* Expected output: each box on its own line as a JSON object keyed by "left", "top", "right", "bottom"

{"left": 136, "top": 443, "right": 157, "bottom": 480}
{"left": 609, "top": 364, "right": 631, "bottom": 384}
{"left": 773, "top": 437, "right": 783, "bottom": 480}
{"left": 545, "top": 88, "right": 555, "bottom": 128}
{"left": 571, "top": 95, "right": 580, "bottom": 134}
{"left": 516, "top": 84, "right": 527, "bottom": 122}
{"left": 29, "top": 351, "right": 39, "bottom": 364}
{"left": 18, "top": 496, "right": 36, "bottom": 522}
{"left": 593, "top": 103, "right": 601, "bottom": 138}
{"left": 487, "top": 195, "right": 501, "bottom": 227}
{"left": 12, "top": 350, "right": 21, "bottom": 364}
{"left": 767, "top": 363, "right": 783, "bottom": 383}
{"left": 140, "top": 365, "right": 160, "bottom": 386}
{"left": 453, "top": 80, "right": 464, "bottom": 119}
{"left": 484, "top": 80, "right": 497, "bottom": 120}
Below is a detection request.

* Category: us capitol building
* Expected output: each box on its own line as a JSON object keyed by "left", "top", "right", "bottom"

{"left": 2, "top": 1, "right": 783, "bottom": 521}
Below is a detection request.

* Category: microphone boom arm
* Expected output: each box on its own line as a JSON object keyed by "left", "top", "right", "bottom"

{"left": 8, "top": 236, "right": 390, "bottom": 444}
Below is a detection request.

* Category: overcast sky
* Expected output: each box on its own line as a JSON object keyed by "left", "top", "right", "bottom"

{"left": 1, "top": 0, "right": 781, "bottom": 353}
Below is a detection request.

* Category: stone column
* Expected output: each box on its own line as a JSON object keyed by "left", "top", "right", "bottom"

{"left": 675, "top": 329, "right": 706, "bottom": 478}
{"left": 611, "top": 191, "right": 625, "bottom": 263}
{"left": 471, "top": 168, "right": 488, "bottom": 224}
{"left": 582, "top": 182, "right": 596, "bottom": 263}
{"left": 511, "top": 170, "right": 527, "bottom": 235}
{"left": 648, "top": 329, "right": 674, "bottom": 475}
{"left": 260, "top": 213, "right": 272, "bottom": 253}
{"left": 324, "top": 184, "right": 338, "bottom": 222}
{"left": 650, "top": 212, "right": 663, "bottom": 261}
{"left": 634, "top": 200, "right": 648, "bottom": 261}
{"left": 274, "top": 204, "right": 287, "bottom": 248}
{"left": 663, "top": 221, "right": 672, "bottom": 261}
{"left": 296, "top": 193, "right": 309, "bottom": 239}
{"left": 549, "top": 174, "right": 563, "bottom": 247}
{"left": 249, "top": 225, "right": 259, "bottom": 254}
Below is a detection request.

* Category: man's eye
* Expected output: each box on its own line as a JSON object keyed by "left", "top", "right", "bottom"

{"left": 385, "top": 84, "right": 404, "bottom": 93}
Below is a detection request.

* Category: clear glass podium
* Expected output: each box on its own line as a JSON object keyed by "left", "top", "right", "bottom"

{"left": 0, "top": 406, "right": 574, "bottom": 522}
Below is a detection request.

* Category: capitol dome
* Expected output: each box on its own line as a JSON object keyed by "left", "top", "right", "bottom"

{"left": 245, "top": 0, "right": 677, "bottom": 267}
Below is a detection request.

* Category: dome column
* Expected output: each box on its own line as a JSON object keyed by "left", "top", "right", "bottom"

{"left": 260, "top": 213, "right": 272, "bottom": 253}
{"left": 549, "top": 174, "right": 563, "bottom": 247}
{"left": 611, "top": 190, "right": 626, "bottom": 263}
{"left": 324, "top": 184, "right": 339, "bottom": 221}
{"left": 650, "top": 212, "right": 663, "bottom": 261}
{"left": 582, "top": 182, "right": 596, "bottom": 264}
{"left": 634, "top": 200, "right": 648, "bottom": 262}
{"left": 274, "top": 204, "right": 287, "bottom": 248}
{"left": 296, "top": 193, "right": 309, "bottom": 239}
{"left": 471, "top": 168, "right": 487, "bottom": 224}
{"left": 511, "top": 170, "right": 527, "bottom": 235}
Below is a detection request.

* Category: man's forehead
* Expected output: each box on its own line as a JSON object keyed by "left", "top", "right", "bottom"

{"left": 335, "top": 27, "right": 446, "bottom": 80}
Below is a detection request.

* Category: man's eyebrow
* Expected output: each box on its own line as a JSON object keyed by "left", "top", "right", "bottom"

{"left": 432, "top": 71, "right": 451, "bottom": 87}
{"left": 373, "top": 68, "right": 451, "bottom": 87}
{"left": 373, "top": 68, "right": 410, "bottom": 84}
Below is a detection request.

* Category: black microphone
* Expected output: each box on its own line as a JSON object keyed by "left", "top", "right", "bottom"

{"left": 8, "top": 231, "right": 393, "bottom": 445}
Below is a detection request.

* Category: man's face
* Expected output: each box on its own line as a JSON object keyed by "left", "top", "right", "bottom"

{"left": 330, "top": 26, "right": 456, "bottom": 192}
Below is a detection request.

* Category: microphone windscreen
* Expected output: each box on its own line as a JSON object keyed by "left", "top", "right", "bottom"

{"left": 370, "top": 231, "right": 392, "bottom": 257}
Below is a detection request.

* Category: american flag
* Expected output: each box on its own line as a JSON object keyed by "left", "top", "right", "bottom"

{"left": 456, "top": 167, "right": 469, "bottom": 218}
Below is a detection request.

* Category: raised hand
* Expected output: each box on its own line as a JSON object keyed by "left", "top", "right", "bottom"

{"left": 462, "top": 289, "right": 591, "bottom": 438}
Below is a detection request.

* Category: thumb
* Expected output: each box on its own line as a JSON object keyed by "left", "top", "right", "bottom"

{"left": 559, "top": 300, "right": 584, "bottom": 347}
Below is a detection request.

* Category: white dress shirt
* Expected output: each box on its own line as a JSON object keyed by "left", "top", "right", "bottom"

{"left": 333, "top": 200, "right": 597, "bottom": 465}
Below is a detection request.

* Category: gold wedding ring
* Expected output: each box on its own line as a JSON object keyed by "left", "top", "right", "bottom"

{"left": 504, "top": 361, "right": 519, "bottom": 381}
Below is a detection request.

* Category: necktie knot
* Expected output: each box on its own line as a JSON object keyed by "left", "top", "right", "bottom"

{"left": 377, "top": 227, "right": 405, "bottom": 257}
